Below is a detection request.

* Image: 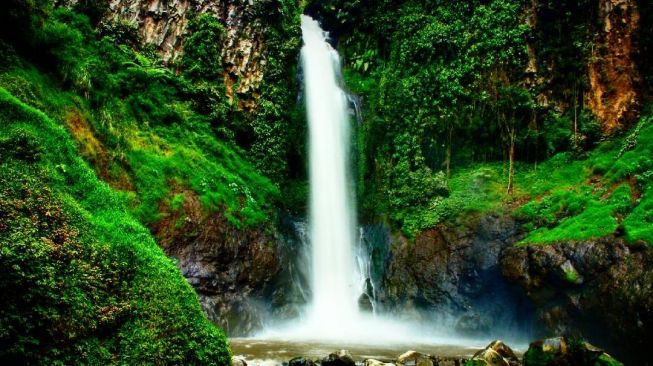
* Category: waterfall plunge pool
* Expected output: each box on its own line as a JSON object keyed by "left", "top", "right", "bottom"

{"left": 229, "top": 338, "right": 484, "bottom": 364}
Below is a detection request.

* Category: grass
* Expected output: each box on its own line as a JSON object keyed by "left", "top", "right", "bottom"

{"left": 416, "top": 110, "right": 653, "bottom": 245}
{"left": 0, "top": 61, "right": 279, "bottom": 229}
{"left": 0, "top": 7, "right": 279, "bottom": 229}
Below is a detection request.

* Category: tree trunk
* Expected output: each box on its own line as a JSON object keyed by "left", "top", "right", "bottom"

{"left": 507, "top": 130, "right": 515, "bottom": 194}
{"left": 446, "top": 124, "right": 453, "bottom": 180}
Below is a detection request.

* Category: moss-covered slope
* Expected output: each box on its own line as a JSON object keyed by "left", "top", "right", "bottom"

{"left": 0, "top": 88, "right": 230, "bottom": 364}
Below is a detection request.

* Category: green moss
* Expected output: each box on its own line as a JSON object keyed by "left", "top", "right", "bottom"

{"left": 464, "top": 360, "right": 488, "bottom": 366}
{"left": 171, "top": 193, "right": 186, "bottom": 211}
{"left": 0, "top": 88, "right": 229, "bottom": 364}
{"left": 513, "top": 114, "right": 652, "bottom": 245}
{"left": 594, "top": 354, "right": 624, "bottom": 366}
{"left": 623, "top": 183, "right": 653, "bottom": 243}
{"left": 564, "top": 267, "right": 580, "bottom": 284}
{"left": 523, "top": 347, "right": 555, "bottom": 366}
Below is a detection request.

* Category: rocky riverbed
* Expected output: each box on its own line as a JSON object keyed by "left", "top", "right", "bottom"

{"left": 230, "top": 337, "right": 622, "bottom": 366}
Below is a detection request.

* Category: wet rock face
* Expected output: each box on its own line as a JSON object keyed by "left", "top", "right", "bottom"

{"left": 501, "top": 239, "right": 653, "bottom": 364}
{"left": 154, "top": 189, "right": 280, "bottom": 336}
{"left": 106, "top": 0, "right": 270, "bottom": 111}
{"left": 155, "top": 197, "right": 309, "bottom": 336}
{"left": 378, "top": 215, "right": 534, "bottom": 338}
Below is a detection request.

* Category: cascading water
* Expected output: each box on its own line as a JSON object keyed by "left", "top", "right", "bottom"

{"left": 302, "top": 13, "right": 363, "bottom": 335}
{"left": 256, "top": 16, "right": 483, "bottom": 346}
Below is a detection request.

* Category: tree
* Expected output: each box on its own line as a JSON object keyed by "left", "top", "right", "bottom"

{"left": 496, "top": 86, "right": 535, "bottom": 193}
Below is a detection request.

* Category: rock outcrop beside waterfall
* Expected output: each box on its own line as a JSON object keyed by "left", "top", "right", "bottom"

{"left": 154, "top": 188, "right": 279, "bottom": 335}
{"left": 155, "top": 190, "right": 308, "bottom": 335}
{"left": 376, "top": 215, "right": 535, "bottom": 338}
{"left": 370, "top": 214, "right": 652, "bottom": 364}
{"left": 501, "top": 237, "right": 653, "bottom": 365}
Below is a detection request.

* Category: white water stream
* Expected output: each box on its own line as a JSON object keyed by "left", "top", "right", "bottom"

{"left": 258, "top": 16, "right": 459, "bottom": 344}
{"left": 303, "top": 14, "right": 361, "bottom": 334}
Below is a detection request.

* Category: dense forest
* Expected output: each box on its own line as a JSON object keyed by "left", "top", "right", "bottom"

{"left": 0, "top": 0, "right": 651, "bottom": 365}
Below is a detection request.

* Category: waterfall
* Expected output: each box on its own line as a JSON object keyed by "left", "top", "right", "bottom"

{"left": 256, "top": 16, "right": 467, "bottom": 345}
{"left": 302, "top": 14, "right": 362, "bottom": 333}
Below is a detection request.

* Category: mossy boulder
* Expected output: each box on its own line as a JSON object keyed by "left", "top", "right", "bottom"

{"left": 465, "top": 340, "right": 521, "bottom": 366}
{"left": 523, "top": 337, "right": 622, "bottom": 366}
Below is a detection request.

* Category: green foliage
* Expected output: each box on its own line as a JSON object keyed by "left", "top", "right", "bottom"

{"left": 250, "top": 0, "right": 303, "bottom": 183}
{"left": 315, "top": 0, "right": 620, "bottom": 236}
{"left": 523, "top": 345, "right": 556, "bottom": 366}
{"left": 0, "top": 5, "right": 279, "bottom": 228}
{"left": 594, "top": 354, "right": 624, "bottom": 366}
{"left": 0, "top": 88, "right": 230, "bottom": 365}
{"left": 73, "top": 0, "right": 109, "bottom": 26}
{"left": 564, "top": 266, "right": 580, "bottom": 284}
{"left": 464, "top": 361, "right": 487, "bottom": 366}
{"left": 515, "top": 113, "right": 653, "bottom": 245}
{"left": 0, "top": 127, "right": 43, "bottom": 162}
{"left": 182, "top": 13, "right": 225, "bottom": 81}
{"left": 325, "top": 0, "right": 543, "bottom": 232}
{"left": 401, "top": 109, "right": 653, "bottom": 245}
{"left": 523, "top": 338, "right": 624, "bottom": 366}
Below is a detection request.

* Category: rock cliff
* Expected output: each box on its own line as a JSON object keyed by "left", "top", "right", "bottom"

{"left": 377, "top": 215, "right": 536, "bottom": 339}
{"left": 587, "top": 0, "right": 641, "bottom": 132}
{"left": 107, "top": 0, "right": 275, "bottom": 111}
{"left": 501, "top": 238, "right": 653, "bottom": 365}
{"left": 154, "top": 188, "right": 279, "bottom": 335}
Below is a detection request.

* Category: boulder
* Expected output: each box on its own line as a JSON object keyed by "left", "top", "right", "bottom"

{"left": 358, "top": 293, "right": 374, "bottom": 312}
{"left": 290, "top": 357, "right": 316, "bottom": 366}
{"left": 322, "top": 350, "right": 355, "bottom": 366}
{"left": 365, "top": 359, "right": 395, "bottom": 366}
{"left": 466, "top": 340, "right": 520, "bottom": 366}
{"left": 523, "top": 337, "right": 623, "bottom": 366}
{"left": 397, "top": 351, "right": 422, "bottom": 365}
{"left": 397, "top": 351, "right": 432, "bottom": 366}
{"left": 397, "top": 351, "right": 421, "bottom": 365}
{"left": 232, "top": 356, "right": 248, "bottom": 366}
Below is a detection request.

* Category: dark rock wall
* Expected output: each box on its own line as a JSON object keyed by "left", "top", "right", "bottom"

{"left": 501, "top": 238, "right": 653, "bottom": 364}
{"left": 155, "top": 191, "right": 309, "bottom": 336}
{"left": 377, "top": 215, "right": 537, "bottom": 341}
{"left": 154, "top": 189, "right": 280, "bottom": 335}
{"left": 376, "top": 214, "right": 652, "bottom": 363}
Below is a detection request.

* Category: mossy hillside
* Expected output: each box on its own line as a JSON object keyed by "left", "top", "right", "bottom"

{"left": 0, "top": 2, "right": 298, "bottom": 364}
{"left": 0, "top": 6, "right": 280, "bottom": 228}
{"left": 407, "top": 110, "right": 653, "bottom": 244}
{"left": 0, "top": 88, "right": 230, "bottom": 364}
